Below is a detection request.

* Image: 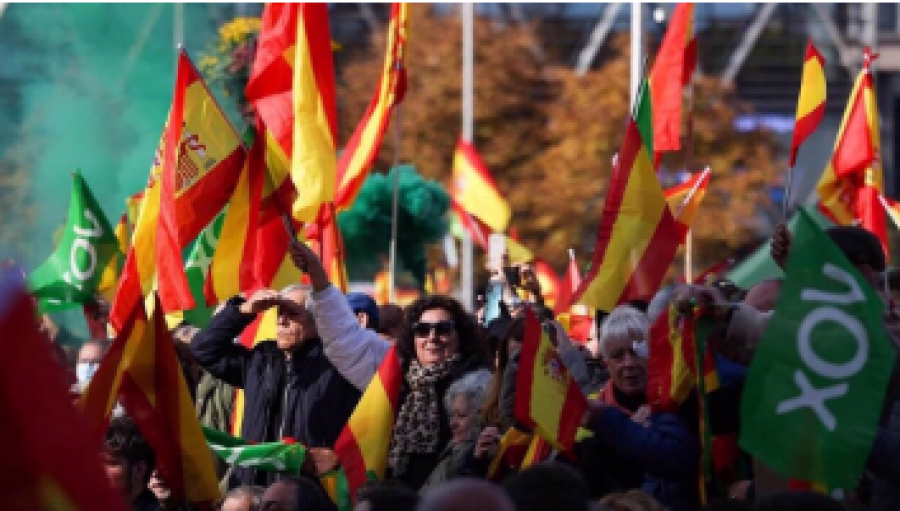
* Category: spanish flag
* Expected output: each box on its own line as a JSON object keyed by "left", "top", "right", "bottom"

{"left": 789, "top": 41, "right": 827, "bottom": 167}
{"left": 80, "top": 296, "right": 221, "bottom": 504}
{"left": 335, "top": 3, "right": 409, "bottom": 212}
{"left": 664, "top": 168, "right": 710, "bottom": 241}
{"left": 246, "top": 3, "right": 338, "bottom": 223}
{"left": 816, "top": 47, "right": 887, "bottom": 256}
{"left": 514, "top": 307, "right": 587, "bottom": 453}
{"left": 647, "top": 303, "right": 719, "bottom": 413}
{"left": 0, "top": 271, "right": 128, "bottom": 511}
{"left": 486, "top": 427, "right": 533, "bottom": 481}
{"left": 306, "top": 202, "right": 350, "bottom": 293}
{"left": 156, "top": 49, "right": 247, "bottom": 313}
{"left": 571, "top": 79, "right": 681, "bottom": 313}
{"left": 452, "top": 138, "right": 511, "bottom": 233}
{"left": 109, "top": 167, "right": 163, "bottom": 331}
{"left": 333, "top": 346, "right": 402, "bottom": 503}
{"left": 649, "top": 3, "right": 696, "bottom": 160}
{"left": 204, "top": 136, "right": 267, "bottom": 305}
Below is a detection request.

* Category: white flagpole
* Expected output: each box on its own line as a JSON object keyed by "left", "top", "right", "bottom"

{"left": 460, "top": 3, "right": 475, "bottom": 311}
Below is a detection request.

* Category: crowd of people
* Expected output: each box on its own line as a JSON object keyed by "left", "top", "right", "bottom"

{"left": 50, "top": 221, "right": 900, "bottom": 511}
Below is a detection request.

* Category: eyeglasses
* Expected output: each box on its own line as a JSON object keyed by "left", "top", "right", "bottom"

{"left": 412, "top": 320, "right": 455, "bottom": 337}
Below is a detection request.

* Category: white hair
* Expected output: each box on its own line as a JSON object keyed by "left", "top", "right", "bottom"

{"left": 280, "top": 283, "right": 314, "bottom": 313}
{"left": 599, "top": 305, "right": 650, "bottom": 357}
{"left": 443, "top": 369, "right": 493, "bottom": 413}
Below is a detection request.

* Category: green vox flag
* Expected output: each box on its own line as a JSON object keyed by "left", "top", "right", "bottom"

{"left": 203, "top": 426, "right": 308, "bottom": 474}
{"left": 27, "top": 171, "right": 119, "bottom": 312}
{"left": 180, "top": 209, "right": 225, "bottom": 328}
{"left": 740, "top": 208, "right": 896, "bottom": 489}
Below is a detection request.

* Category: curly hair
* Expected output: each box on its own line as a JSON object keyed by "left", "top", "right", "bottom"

{"left": 396, "top": 294, "right": 487, "bottom": 368}
{"left": 104, "top": 415, "right": 155, "bottom": 471}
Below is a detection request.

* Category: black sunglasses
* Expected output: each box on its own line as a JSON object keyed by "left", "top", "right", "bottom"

{"left": 412, "top": 320, "right": 455, "bottom": 337}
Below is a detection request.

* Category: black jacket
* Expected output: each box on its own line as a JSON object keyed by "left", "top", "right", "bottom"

{"left": 190, "top": 297, "right": 361, "bottom": 487}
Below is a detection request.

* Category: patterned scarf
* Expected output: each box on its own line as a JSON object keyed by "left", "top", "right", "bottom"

{"left": 388, "top": 354, "right": 462, "bottom": 477}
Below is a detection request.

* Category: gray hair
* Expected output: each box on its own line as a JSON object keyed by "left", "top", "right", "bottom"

{"left": 280, "top": 283, "right": 314, "bottom": 313}
{"left": 443, "top": 369, "right": 493, "bottom": 415}
{"left": 222, "top": 485, "right": 265, "bottom": 511}
{"left": 599, "top": 305, "right": 650, "bottom": 358}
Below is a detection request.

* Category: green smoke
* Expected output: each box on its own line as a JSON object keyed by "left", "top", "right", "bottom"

{"left": 0, "top": 3, "right": 238, "bottom": 338}
{"left": 338, "top": 165, "right": 450, "bottom": 288}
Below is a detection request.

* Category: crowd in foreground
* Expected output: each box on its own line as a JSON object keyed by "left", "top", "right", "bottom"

{"left": 53, "top": 222, "right": 900, "bottom": 511}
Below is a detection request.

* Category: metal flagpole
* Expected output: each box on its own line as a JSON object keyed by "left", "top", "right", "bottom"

{"left": 388, "top": 103, "right": 403, "bottom": 303}
{"left": 630, "top": 1, "right": 642, "bottom": 109}
{"left": 461, "top": 3, "right": 475, "bottom": 311}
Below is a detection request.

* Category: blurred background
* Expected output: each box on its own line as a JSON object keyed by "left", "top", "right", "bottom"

{"left": 2, "top": 3, "right": 898, "bottom": 334}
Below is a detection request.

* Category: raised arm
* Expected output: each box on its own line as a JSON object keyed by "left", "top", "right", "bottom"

{"left": 289, "top": 240, "right": 390, "bottom": 390}
{"left": 190, "top": 290, "right": 280, "bottom": 388}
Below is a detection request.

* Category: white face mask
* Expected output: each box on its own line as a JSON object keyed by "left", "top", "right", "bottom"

{"left": 76, "top": 361, "right": 100, "bottom": 384}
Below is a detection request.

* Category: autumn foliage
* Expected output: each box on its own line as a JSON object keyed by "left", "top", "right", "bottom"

{"left": 337, "top": 5, "right": 782, "bottom": 278}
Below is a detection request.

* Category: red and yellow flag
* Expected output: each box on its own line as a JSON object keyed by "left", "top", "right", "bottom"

{"left": 514, "top": 308, "right": 587, "bottom": 453}
{"left": 335, "top": 3, "right": 409, "bottom": 211}
{"left": 647, "top": 304, "right": 720, "bottom": 414}
{"left": 486, "top": 427, "right": 532, "bottom": 481}
{"left": 572, "top": 80, "right": 681, "bottom": 313}
{"left": 156, "top": 49, "right": 247, "bottom": 312}
{"left": 306, "top": 202, "right": 350, "bottom": 293}
{"left": 452, "top": 138, "right": 511, "bottom": 233}
{"left": 80, "top": 296, "right": 220, "bottom": 503}
{"left": 816, "top": 47, "right": 887, "bottom": 256}
{"left": 789, "top": 41, "right": 827, "bottom": 167}
{"left": 0, "top": 271, "right": 128, "bottom": 511}
{"left": 664, "top": 168, "right": 711, "bottom": 241}
{"left": 333, "top": 346, "right": 402, "bottom": 503}
{"left": 649, "top": 3, "right": 695, "bottom": 160}
{"left": 647, "top": 303, "right": 697, "bottom": 413}
{"left": 246, "top": 3, "right": 338, "bottom": 223}
{"left": 204, "top": 137, "right": 266, "bottom": 305}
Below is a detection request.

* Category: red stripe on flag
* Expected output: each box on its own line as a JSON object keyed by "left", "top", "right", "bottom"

{"left": 300, "top": 4, "right": 338, "bottom": 144}
{"left": 617, "top": 208, "right": 681, "bottom": 304}
{"left": 157, "top": 51, "right": 195, "bottom": 312}
{"left": 570, "top": 119, "right": 640, "bottom": 310}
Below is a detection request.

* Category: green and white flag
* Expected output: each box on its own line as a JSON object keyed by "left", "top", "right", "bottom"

{"left": 27, "top": 171, "right": 119, "bottom": 312}
{"left": 179, "top": 210, "right": 225, "bottom": 328}
{"left": 203, "top": 426, "right": 308, "bottom": 474}
{"left": 740, "top": 208, "right": 896, "bottom": 489}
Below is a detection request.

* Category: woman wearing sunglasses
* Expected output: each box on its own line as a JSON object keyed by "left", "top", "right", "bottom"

{"left": 289, "top": 242, "right": 490, "bottom": 491}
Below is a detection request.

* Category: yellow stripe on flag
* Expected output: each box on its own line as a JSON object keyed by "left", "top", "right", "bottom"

{"left": 210, "top": 166, "right": 254, "bottom": 300}
{"left": 290, "top": 15, "right": 337, "bottom": 222}
{"left": 452, "top": 140, "right": 511, "bottom": 233}
{"left": 347, "top": 377, "right": 394, "bottom": 476}
{"left": 577, "top": 146, "right": 666, "bottom": 312}
{"left": 796, "top": 55, "right": 826, "bottom": 120}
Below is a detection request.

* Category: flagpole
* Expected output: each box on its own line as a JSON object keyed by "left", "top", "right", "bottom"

{"left": 630, "top": 1, "right": 643, "bottom": 109}
{"left": 461, "top": 3, "right": 475, "bottom": 311}
{"left": 682, "top": 18, "right": 698, "bottom": 284}
{"left": 388, "top": 103, "right": 403, "bottom": 303}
